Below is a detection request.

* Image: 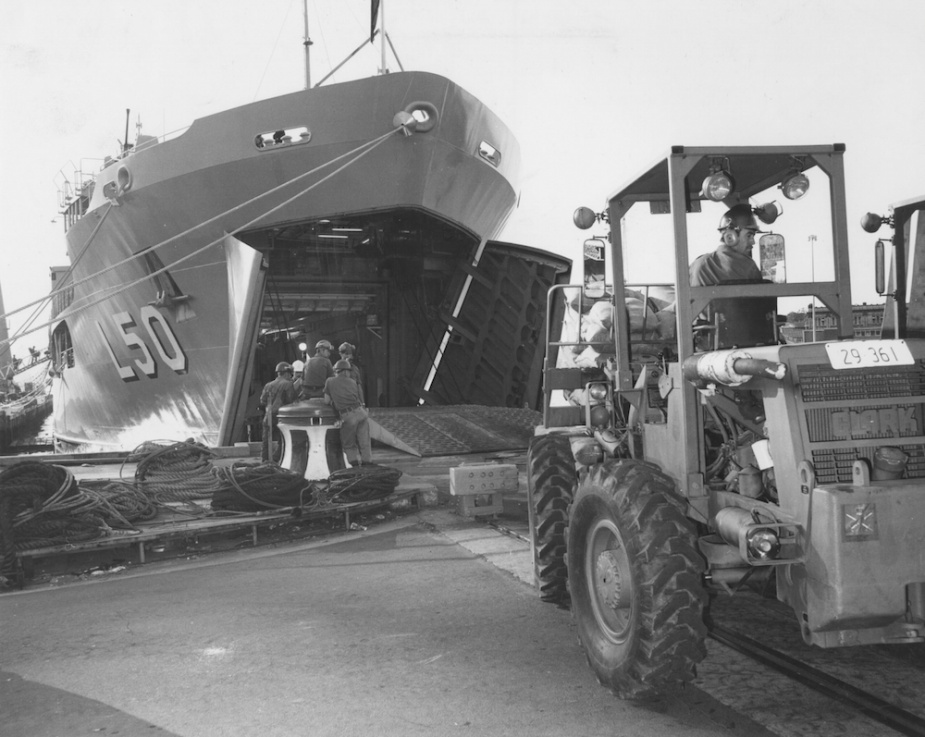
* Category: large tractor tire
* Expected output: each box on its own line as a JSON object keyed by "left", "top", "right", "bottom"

{"left": 527, "top": 434, "right": 577, "bottom": 605}
{"left": 567, "top": 460, "right": 707, "bottom": 700}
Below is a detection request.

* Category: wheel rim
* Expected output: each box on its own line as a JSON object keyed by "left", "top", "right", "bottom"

{"left": 585, "top": 517, "right": 634, "bottom": 642}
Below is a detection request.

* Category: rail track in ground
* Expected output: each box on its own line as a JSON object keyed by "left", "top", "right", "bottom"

{"left": 698, "top": 590, "right": 925, "bottom": 737}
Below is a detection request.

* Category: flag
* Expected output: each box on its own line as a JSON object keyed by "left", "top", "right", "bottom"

{"left": 371, "top": 0, "right": 380, "bottom": 42}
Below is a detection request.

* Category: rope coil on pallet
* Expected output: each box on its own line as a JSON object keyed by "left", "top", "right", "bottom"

{"left": 210, "top": 462, "right": 317, "bottom": 512}
{"left": 0, "top": 441, "right": 405, "bottom": 589}
{"left": 328, "top": 464, "right": 402, "bottom": 504}
{"left": 129, "top": 439, "right": 225, "bottom": 502}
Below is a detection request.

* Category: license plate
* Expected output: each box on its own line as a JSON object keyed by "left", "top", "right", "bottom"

{"left": 824, "top": 340, "right": 915, "bottom": 369}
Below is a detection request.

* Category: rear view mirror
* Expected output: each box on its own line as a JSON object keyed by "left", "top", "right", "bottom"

{"left": 875, "top": 240, "right": 886, "bottom": 295}
{"left": 759, "top": 234, "right": 786, "bottom": 283}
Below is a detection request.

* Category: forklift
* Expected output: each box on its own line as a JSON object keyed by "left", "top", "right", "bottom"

{"left": 529, "top": 144, "right": 925, "bottom": 699}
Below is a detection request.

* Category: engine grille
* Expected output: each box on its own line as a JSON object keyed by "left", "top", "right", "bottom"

{"left": 799, "top": 361, "right": 925, "bottom": 402}
{"left": 797, "top": 362, "right": 925, "bottom": 484}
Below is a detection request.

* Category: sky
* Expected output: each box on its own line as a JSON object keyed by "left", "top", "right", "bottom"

{"left": 2, "top": 0, "right": 925, "bottom": 358}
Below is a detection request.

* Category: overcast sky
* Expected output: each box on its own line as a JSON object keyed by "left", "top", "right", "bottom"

{"left": 2, "top": 0, "right": 924, "bottom": 355}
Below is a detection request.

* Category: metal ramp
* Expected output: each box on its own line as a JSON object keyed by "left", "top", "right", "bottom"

{"left": 368, "top": 405, "right": 540, "bottom": 457}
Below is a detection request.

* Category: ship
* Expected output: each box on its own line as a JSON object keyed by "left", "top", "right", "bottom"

{"left": 49, "top": 5, "right": 570, "bottom": 453}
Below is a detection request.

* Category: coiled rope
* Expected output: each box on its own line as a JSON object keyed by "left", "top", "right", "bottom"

{"left": 210, "top": 463, "right": 402, "bottom": 511}
{"left": 0, "top": 462, "right": 155, "bottom": 585}
{"left": 328, "top": 464, "right": 402, "bottom": 504}
{"left": 211, "top": 461, "right": 317, "bottom": 513}
{"left": 129, "top": 439, "right": 225, "bottom": 503}
{"left": 0, "top": 440, "right": 405, "bottom": 587}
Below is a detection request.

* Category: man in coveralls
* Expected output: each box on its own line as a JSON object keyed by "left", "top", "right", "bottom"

{"left": 301, "top": 340, "right": 335, "bottom": 399}
{"left": 690, "top": 203, "right": 764, "bottom": 286}
{"left": 324, "top": 359, "right": 372, "bottom": 466}
{"left": 259, "top": 361, "right": 298, "bottom": 463}
{"left": 337, "top": 342, "right": 363, "bottom": 403}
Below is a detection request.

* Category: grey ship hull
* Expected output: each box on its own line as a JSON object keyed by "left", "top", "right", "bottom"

{"left": 51, "top": 71, "right": 568, "bottom": 452}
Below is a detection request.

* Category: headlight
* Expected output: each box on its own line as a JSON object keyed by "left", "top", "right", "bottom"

{"left": 588, "top": 384, "right": 608, "bottom": 402}
{"left": 780, "top": 171, "right": 810, "bottom": 200}
{"left": 589, "top": 404, "right": 611, "bottom": 428}
{"left": 702, "top": 171, "right": 735, "bottom": 201}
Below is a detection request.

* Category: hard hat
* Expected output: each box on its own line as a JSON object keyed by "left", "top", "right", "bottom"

{"left": 291, "top": 360, "right": 304, "bottom": 373}
{"left": 718, "top": 204, "right": 763, "bottom": 233}
{"left": 338, "top": 342, "right": 355, "bottom": 355}
{"left": 334, "top": 359, "right": 352, "bottom": 373}
{"left": 275, "top": 361, "right": 293, "bottom": 374}
{"left": 315, "top": 339, "right": 333, "bottom": 350}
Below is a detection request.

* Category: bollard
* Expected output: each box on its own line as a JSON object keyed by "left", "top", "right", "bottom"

{"left": 277, "top": 399, "right": 346, "bottom": 480}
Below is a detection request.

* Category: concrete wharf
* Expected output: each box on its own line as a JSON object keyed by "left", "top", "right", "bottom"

{"left": 0, "top": 405, "right": 535, "bottom": 588}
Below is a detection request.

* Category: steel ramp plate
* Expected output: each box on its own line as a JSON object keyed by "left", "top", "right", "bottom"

{"left": 368, "top": 405, "right": 541, "bottom": 457}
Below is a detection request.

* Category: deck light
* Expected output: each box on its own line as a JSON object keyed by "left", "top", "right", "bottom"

{"left": 573, "top": 207, "right": 599, "bottom": 230}
{"left": 754, "top": 202, "right": 781, "bottom": 225}
{"left": 780, "top": 171, "right": 810, "bottom": 200}
{"left": 861, "top": 212, "right": 892, "bottom": 233}
{"left": 701, "top": 162, "right": 735, "bottom": 202}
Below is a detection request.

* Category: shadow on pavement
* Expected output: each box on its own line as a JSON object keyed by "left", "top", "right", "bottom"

{"left": 1, "top": 669, "right": 181, "bottom": 737}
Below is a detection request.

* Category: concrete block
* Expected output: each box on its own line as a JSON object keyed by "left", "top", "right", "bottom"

{"left": 449, "top": 464, "right": 519, "bottom": 496}
{"left": 456, "top": 492, "right": 504, "bottom": 518}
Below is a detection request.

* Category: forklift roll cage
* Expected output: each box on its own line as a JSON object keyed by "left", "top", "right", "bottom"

{"left": 594, "top": 144, "right": 856, "bottom": 502}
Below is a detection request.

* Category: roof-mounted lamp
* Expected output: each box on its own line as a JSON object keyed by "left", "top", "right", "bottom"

{"left": 754, "top": 201, "right": 782, "bottom": 225}
{"left": 861, "top": 211, "right": 893, "bottom": 234}
{"left": 780, "top": 170, "right": 810, "bottom": 200}
{"left": 701, "top": 163, "right": 736, "bottom": 202}
{"left": 573, "top": 206, "right": 604, "bottom": 230}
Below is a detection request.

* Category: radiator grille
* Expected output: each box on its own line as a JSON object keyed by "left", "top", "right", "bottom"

{"left": 798, "top": 362, "right": 925, "bottom": 484}
{"left": 812, "top": 444, "right": 925, "bottom": 485}
{"left": 799, "top": 362, "right": 925, "bottom": 402}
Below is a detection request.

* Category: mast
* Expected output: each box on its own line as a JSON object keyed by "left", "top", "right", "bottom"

{"left": 379, "top": 1, "right": 387, "bottom": 74}
{"left": 303, "top": 0, "right": 312, "bottom": 89}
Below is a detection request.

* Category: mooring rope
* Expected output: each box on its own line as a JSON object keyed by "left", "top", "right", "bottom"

{"left": 128, "top": 439, "right": 226, "bottom": 503}
{"left": 0, "top": 440, "right": 405, "bottom": 589}
{"left": 0, "top": 124, "right": 404, "bottom": 349}
{"left": 211, "top": 461, "right": 318, "bottom": 513}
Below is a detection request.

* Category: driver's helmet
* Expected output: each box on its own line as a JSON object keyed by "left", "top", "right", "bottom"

{"left": 291, "top": 360, "right": 305, "bottom": 373}
{"left": 334, "top": 360, "right": 352, "bottom": 373}
{"left": 315, "top": 340, "right": 333, "bottom": 351}
{"left": 275, "top": 361, "right": 293, "bottom": 374}
{"left": 718, "top": 204, "right": 761, "bottom": 232}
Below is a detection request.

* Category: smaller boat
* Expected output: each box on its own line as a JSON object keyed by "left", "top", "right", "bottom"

{"left": 0, "top": 366, "right": 53, "bottom": 454}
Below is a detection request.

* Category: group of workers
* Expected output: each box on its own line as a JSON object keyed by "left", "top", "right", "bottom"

{"left": 258, "top": 339, "right": 371, "bottom": 467}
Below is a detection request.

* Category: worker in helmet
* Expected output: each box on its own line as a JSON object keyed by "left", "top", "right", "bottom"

{"left": 324, "top": 359, "right": 372, "bottom": 466}
{"left": 259, "top": 362, "right": 298, "bottom": 462}
{"left": 690, "top": 204, "right": 764, "bottom": 286}
{"left": 337, "top": 342, "right": 364, "bottom": 403}
{"left": 290, "top": 359, "right": 305, "bottom": 395}
{"left": 300, "top": 339, "right": 334, "bottom": 399}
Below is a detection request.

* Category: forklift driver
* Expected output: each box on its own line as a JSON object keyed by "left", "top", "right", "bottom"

{"left": 690, "top": 204, "right": 764, "bottom": 286}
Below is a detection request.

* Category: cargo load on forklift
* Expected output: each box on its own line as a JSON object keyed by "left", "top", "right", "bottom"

{"left": 528, "top": 144, "right": 925, "bottom": 700}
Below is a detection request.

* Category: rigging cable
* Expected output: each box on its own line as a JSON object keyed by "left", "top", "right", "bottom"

{"left": 0, "top": 124, "right": 405, "bottom": 348}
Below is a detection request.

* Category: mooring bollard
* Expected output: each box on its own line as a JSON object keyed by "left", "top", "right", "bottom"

{"left": 277, "top": 399, "right": 346, "bottom": 480}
